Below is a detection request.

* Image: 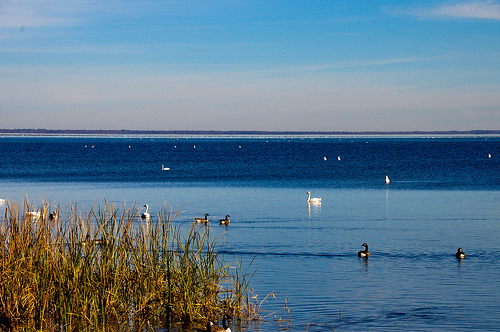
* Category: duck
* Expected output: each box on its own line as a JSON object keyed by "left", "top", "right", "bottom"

{"left": 194, "top": 213, "right": 209, "bottom": 223}
{"left": 141, "top": 204, "right": 151, "bottom": 220}
{"left": 49, "top": 210, "right": 58, "bottom": 221}
{"left": 306, "top": 191, "right": 321, "bottom": 204}
{"left": 219, "top": 215, "right": 230, "bottom": 225}
{"left": 358, "top": 243, "right": 370, "bottom": 257}
{"left": 207, "top": 315, "right": 231, "bottom": 332}
{"left": 455, "top": 247, "right": 466, "bottom": 259}
{"left": 385, "top": 175, "right": 391, "bottom": 184}
{"left": 79, "top": 237, "right": 107, "bottom": 247}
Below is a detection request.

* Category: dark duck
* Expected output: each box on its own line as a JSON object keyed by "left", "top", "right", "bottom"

{"left": 207, "top": 315, "right": 231, "bottom": 332}
{"left": 455, "top": 247, "right": 466, "bottom": 259}
{"left": 358, "top": 243, "right": 370, "bottom": 257}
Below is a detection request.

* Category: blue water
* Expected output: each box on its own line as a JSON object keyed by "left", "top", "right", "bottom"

{"left": 1, "top": 135, "right": 500, "bottom": 331}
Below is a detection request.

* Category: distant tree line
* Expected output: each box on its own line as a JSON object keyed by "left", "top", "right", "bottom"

{"left": 0, "top": 129, "right": 499, "bottom": 136}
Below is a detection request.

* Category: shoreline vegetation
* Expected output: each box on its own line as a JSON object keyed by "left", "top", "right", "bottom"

{"left": 0, "top": 129, "right": 499, "bottom": 137}
{"left": 0, "top": 198, "right": 263, "bottom": 331}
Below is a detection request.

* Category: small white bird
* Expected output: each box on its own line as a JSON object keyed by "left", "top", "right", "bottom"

{"left": 323, "top": 156, "right": 327, "bottom": 161}
{"left": 337, "top": 156, "right": 341, "bottom": 161}
{"left": 488, "top": 153, "right": 492, "bottom": 158}
{"left": 385, "top": 175, "right": 391, "bottom": 184}
{"left": 161, "top": 165, "right": 170, "bottom": 171}
{"left": 306, "top": 191, "right": 321, "bottom": 204}
{"left": 141, "top": 204, "right": 151, "bottom": 220}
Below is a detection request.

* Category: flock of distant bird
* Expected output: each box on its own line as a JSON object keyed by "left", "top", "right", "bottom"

{"left": 193, "top": 213, "right": 231, "bottom": 225}
{"left": 306, "top": 190, "right": 466, "bottom": 260}
{"left": 140, "top": 204, "right": 231, "bottom": 226}
{"left": 138, "top": 185, "right": 469, "bottom": 262}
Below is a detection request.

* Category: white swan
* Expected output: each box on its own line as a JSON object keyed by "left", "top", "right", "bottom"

{"left": 141, "top": 204, "right": 151, "bottom": 220}
{"left": 161, "top": 165, "right": 170, "bottom": 171}
{"left": 323, "top": 156, "right": 327, "bottom": 161}
{"left": 27, "top": 211, "right": 42, "bottom": 220}
{"left": 306, "top": 191, "right": 321, "bottom": 204}
{"left": 337, "top": 156, "right": 341, "bottom": 161}
{"left": 0, "top": 198, "right": 5, "bottom": 204}
{"left": 385, "top": 175, "right": 391, "bottom": 184}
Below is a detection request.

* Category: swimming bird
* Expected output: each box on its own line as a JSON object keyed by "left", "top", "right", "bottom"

{"left": 488, "top": 153, "right": 492, "bottom": 158}
{"left": 49, "top": 209, "right": 58, "bottom": 221}
{"left": 194, "top": 213, "right": 209, "bottom": 223}
{"left": 207, "top": 315, "right": 231, "bottom": 332}
{"left": 161, "top": 165, "right": 170, "bottom": 171}
{"left": 306, "top": 191, "right": 321, "bottom": 204}
{"left": 0, "top": 198, "right": 5, "bottom": 205}
{"left": 27, "top": 211, "right": 42, "bottom": 220}
{"left": 323, "top": 156, "right": 327, "bottom": 161}
{"left": 219, "top": 215, "right": 230, "bottom": 225}
{"left": 141, "top": 204, "right": 151, "bottom": 220}
{"left": 358, "top": 243, "right": 370, "bottom": 257}
{"left": 455, "top": 248, "right": 466, "bottom": 259}
{"left": 337, "top": 156, "right": 341, "bottom": 161}
{"left": 385, "top": 175, "right": 391, "bottom": 184}
{"left": 79, "top": 236, "right": 107, "bottom": 247}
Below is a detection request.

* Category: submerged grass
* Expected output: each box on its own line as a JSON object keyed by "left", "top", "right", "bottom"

{"left": 0, "top": 198, "right": 259, "bottom": 331}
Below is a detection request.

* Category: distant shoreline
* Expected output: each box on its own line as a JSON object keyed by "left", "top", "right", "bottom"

{"left": 1, "top": 129, "right": 499, "bottom": 137}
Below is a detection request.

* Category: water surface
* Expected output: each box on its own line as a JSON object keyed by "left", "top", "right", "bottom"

{"left": 1, "top": 136, "right": 499, "bottom": 331}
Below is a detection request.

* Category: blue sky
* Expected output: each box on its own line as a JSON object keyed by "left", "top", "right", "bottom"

{"left": 0, "top": 0, "right": 499, "bottom": 131}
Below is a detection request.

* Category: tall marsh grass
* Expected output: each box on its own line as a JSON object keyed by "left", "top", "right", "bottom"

{"left": 0, "top": 199, "right": 259, "bottom": 331}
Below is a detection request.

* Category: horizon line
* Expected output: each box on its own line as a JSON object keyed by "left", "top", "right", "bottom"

{"left": 1, "top": 129, "right": 499, "bottom": 136}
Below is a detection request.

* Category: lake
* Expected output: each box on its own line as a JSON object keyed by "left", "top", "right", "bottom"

{"left": 1, "top": 135, "right": 499, "bottom": 331}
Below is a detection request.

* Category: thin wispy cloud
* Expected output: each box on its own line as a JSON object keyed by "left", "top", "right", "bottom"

{"left": 408, "top": 0, "right": 500, "bottom": 20}
{"left": 0, "top": 0, "right": 87, "bottom": 28}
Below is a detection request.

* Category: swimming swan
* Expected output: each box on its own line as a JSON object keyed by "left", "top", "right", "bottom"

{"left": 358, "top": 243, "right": 370, "bottom": 257}
{"left": 141, "top": 204, "right": 151, "bottom": 220}
{"left": 161, "top": 165, "right": 170, "bottom": 171}
{"left": 219, "top": 215, "right": 230, "bottom": 225}
{"left": 385, "top": 175, "right": 391, "bottom": 184}
{"left": 194, "top": 213, "right": 210, "bottom": 223}
{"left": 306, "top": 191, "right": 321, "bottom": 204}
{"left": 455, "top": 248, "right": 466, "bottom": 259}
{"left": 207, "top": 315, "right": 231, "bottom": 332}
{"left": 27, "top": 211, "right": 42, "bottom": 220}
